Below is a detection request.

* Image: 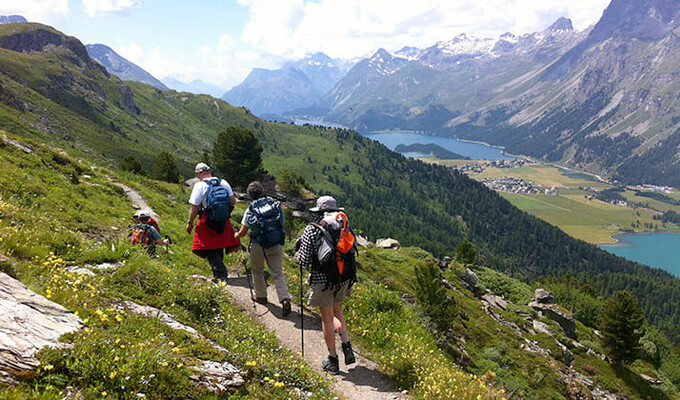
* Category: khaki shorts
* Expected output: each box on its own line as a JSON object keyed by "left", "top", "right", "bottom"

{"left": 308, "top": 282, "right": 352, "bottom": 308}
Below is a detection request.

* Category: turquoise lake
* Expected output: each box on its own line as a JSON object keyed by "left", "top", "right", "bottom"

{"left": 363, "top": 132, "right": 516, "bottom": 161}
{"left": 599, "top": 233, "right": 680, "bottom": 278}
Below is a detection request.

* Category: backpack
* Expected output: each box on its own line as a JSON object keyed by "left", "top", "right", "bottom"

{"left": 203, "top": 178, "right": 232, "bottom": 222}
{"left": 311, "top": 211, "right": 357, "bottom": 286}
{"left": 129, "top": 223, "right": 152, "bottom": 246}
{"left": 247, "top": 197, "right": 285, "bottom": 249}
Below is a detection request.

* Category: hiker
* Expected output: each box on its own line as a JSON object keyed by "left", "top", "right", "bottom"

{"left": 187, "top": 162, "right": 239, "bottom": 282}
{"left": 133, "top": 209, "right": 161, "bottom": 234}
{"left": 129, "top": 210, "right": 169, "bottom": 255}
{"left": 295, "top": 195, "right": 357, "bottom": 374}
{"left": 234, "top": 181, "right": 291, "bottom": 316}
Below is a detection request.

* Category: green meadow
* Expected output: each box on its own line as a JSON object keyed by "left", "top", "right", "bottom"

{"left": 463, "top": 163, "right": 680, "bottom": 244}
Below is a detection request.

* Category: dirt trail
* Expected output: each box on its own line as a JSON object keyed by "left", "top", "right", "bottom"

{"left": 107, "top": 177, "right": 161, "bottom": 221}
{"left": 224, "top": 269, "right": 408, "bottom": 400}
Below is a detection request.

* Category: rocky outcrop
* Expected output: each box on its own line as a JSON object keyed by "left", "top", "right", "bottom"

{"left": 0, "top": 24, "right": 95, "bottom": 69}
{"left": 534, "top": 288, "right": 555, "bottom": 304}
{"left": 529, "top": 289, "right": 576, "bottom": 339}
{"left": 0, "top": 272, "right": 83, "bottom": 385}
{"left": 121, "top": 85, "right": 141, "bottom": 115}
{"left": 461, "top": 268, "right": 479, "bottom": 292}
{"left": 481, "top": 290, "right": 507, "bottom": 311}
{"left": 2, "top": 135, "right": 34, "bottom": 154}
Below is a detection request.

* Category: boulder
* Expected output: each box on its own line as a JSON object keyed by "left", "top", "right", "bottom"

{"left": 376, "top": 238, "right": 400, "bottom": 249}
{"left": 534, "top": 288, "right": 554, "bottom": 304}
{"left": 355, "top": 234, "right": 371, "bottom": 248}
{"left": 461, "top": 268, "right": 479, "bottom": 291}
{"left": 0, "top": 273, "right": 82, "bottom": 385}
{"left": 533, "top": 320, "right": 552, "bottom": 336}
{"left": 481, "top": 291, "right": 507, "bottom": 311}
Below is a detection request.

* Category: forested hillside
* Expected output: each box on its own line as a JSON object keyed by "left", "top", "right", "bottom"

{"left": 0, "top": 22, "right": 679, "bottom": 341}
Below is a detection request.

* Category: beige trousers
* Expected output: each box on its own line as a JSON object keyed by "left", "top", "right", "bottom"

{"left": 250, "top": 242, "right": 290, "bottom": 302}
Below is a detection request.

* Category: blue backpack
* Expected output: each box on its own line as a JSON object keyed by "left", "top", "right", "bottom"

{"left": 247, "top": 197, "right": 285, "bottom": 248}
{"left": 203, "top": 178, "right": 232, "bottom": 222}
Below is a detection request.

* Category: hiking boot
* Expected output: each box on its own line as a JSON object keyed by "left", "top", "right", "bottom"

{"left": 342, "top": 341, "right": 355, "bottom": 365}
{"left": 253, "top": 296, "right": 268, "bottom": 305}
{"left": 281, "top": 298, "right": 292, "bottom": 316}
{"left": 322, "top": 355, "right": 339, "bottom": 374}
{"left": 211, "top": 276, "right": 228, "bottom": 284}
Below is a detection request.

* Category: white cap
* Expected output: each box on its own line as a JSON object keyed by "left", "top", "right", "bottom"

{"left": 138, "top": 210, "right": 151, "bottom": 218}
{"left": 195, "top": 162, "right": 211, "bottom": 174}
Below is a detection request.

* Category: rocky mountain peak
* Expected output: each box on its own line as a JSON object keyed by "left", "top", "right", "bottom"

{"left": 547, "top": 17, "right": 574, "bottom": 31}
{"left": 590, "top": 0, "right": 680, "bottom": 41}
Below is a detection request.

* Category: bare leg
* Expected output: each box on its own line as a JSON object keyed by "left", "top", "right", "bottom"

{"left": 320, "top": 305, "right": 337, "bottom": 356}
{"left": 332, "top": 301, "right": 347, "bottom": 334}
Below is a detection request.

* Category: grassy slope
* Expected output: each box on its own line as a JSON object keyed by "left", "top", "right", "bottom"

{"left": 2, "top": 132, "right": 677, "bottom": 399}
{"left": 0, "top": 132, "right": 506, "bottom": 399}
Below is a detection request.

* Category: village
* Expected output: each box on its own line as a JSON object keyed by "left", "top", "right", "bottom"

{"left": 454, "top": 159, "right": 527, "bottom": 174}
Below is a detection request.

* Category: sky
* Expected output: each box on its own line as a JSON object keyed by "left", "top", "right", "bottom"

{"left": 0, "top": 0, "right": 611, "bottom": 92}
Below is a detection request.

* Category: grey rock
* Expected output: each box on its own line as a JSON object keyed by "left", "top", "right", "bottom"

{"left": 555, "top": 340, "right": 573, "bottom": 366}
{"left": 532, "top": 320, "right": 552, "bottom": 336}
{"left": 376, "top": 238, "right": 400, "bottom": 249}
{"left": 534, "top": 288, "right": 554, "bottom": 304}
{"left": 461, "top": 268, "right": 479, "bottom": 291}
{"left": 190, "top": 360, "right": 245, "bottom": 391}
{"left": 639, "top": 373, "right": 663, "bottom": 385}
{"left": 0, "top": 272, "right": 82, "bottom": 385}
{"left": 355, "top": 234, "right": 371, "bottom": 248}
{"left": 481, "top": 291, "right": 507, "bottom": 311}
{"left": 529, "top": 301, "right": 576, "bottom": 339}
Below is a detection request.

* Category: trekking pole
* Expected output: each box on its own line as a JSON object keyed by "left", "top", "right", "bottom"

{"left": 241, "top": 247, "right": 256, "bottom": 309}
{"left": 300, "top": 263, "right": 304, "bottom": 357}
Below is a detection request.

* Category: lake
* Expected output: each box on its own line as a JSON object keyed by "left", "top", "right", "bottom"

{"left": 599, "top": 233, "right": 680, "bottom": 278}
{"left": 363, "top": 131, "right": 516, "bottom": 161}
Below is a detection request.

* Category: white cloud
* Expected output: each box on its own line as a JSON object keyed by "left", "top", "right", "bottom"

{"left": 81, "top": 0, "right": 142, "bottom": 17}
{"left": 0, "top": 0, "right": 69, "bottom": 24}
{"left": 235, "top": 0, "right": 611, "bottom": 60}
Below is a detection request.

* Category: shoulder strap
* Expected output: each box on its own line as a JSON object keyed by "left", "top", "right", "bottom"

{"left": 310, "top": 222, "right": 335, "bottom": 247}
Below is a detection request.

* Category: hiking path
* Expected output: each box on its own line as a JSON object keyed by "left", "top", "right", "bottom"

{"left": 223, "top": 265, "right": 409, "bottom": 400}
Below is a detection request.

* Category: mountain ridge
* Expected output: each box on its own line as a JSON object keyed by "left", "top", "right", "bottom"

{"left": 86, "top": 43, "right": 169, "bottom": 90}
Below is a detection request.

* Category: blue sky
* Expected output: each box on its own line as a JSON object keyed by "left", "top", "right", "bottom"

{"left": 0, "top": 0, "right": 611, "bottom": 91}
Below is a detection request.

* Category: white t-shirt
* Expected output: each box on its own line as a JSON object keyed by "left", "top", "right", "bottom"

{"left": 189, "top": 178, "right": 234, "bottom": 208}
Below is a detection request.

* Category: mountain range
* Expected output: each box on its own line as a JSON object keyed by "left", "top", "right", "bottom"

{"left": 221, "top": 52, "right": 351, "bottom": 117}
{"left": 162, "top": 76, "right": 225, "bottom": 98}
{"left": 222, "top": 0, "right": 680, "bottom": 188}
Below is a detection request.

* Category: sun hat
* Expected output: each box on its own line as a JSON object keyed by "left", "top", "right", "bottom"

{"left": 310, "top": 196, "right": 343, "bottom": 212}
{"left": 194, "top": 162, "right": 211, "bottom": 174}
{"left": 133, "top": 210, "right": 142, "bottom": 218}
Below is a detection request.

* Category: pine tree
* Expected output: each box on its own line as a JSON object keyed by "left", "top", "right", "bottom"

{"left": 599, "top": 291, "right": 645, "bottom": 364}
{"left": 455, "top": 239, "right": 476, "bottom": 265}
{"left": 153, "top": 151, "right": 180, "bottom": 183}
{"left": 212, "top": 126, "right": 264, "bottom": 189}
{"left": 120, "top": 155, "right": 143, "bottom": 175}
{"left": 414, "top": 263, "right": 458, "bottom": 333}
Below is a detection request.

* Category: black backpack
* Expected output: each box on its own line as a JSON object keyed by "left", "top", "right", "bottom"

{"left": 247, "top": 196, "right": 285, "bottom": 249}
{"left": 311, "top": 212, "right": 357, "bottom": 286}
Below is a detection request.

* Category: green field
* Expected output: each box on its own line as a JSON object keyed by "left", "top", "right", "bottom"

{"left": 462, "top": 163, "right": 680, "bottom": 244}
